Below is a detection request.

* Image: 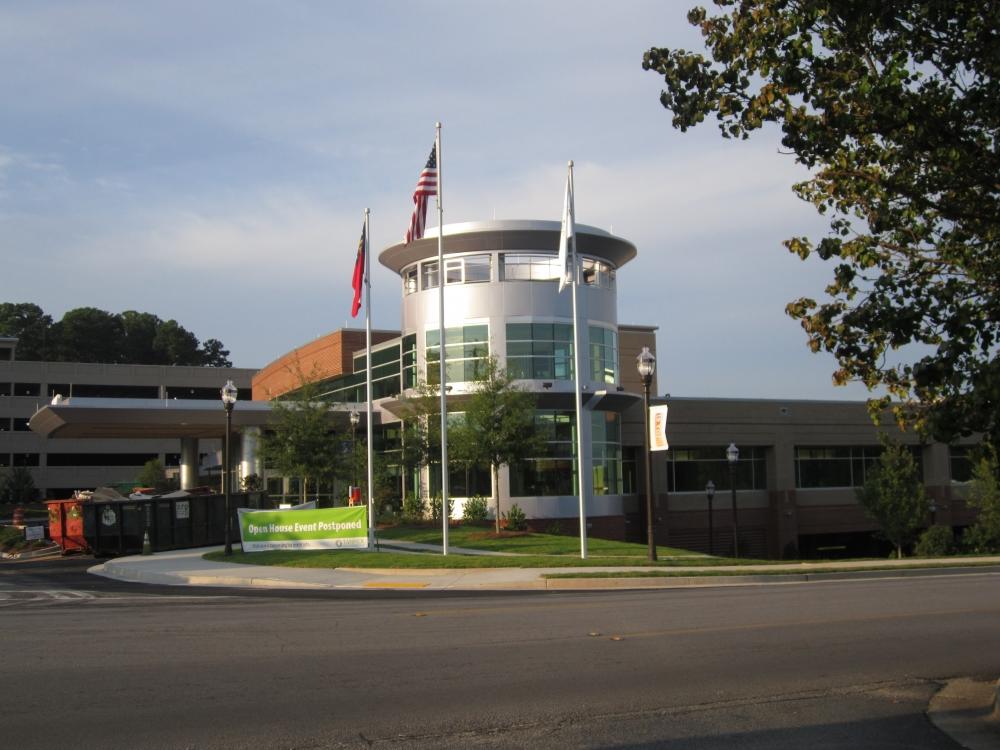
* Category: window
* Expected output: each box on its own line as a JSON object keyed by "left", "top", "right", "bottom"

{"left": 403, "top": 265, "right": 418, "bottom": 295}
{"left": 47, "top": 383, "right": 71, "bottom": 398}
{"left": 501, "top": 253, "right": 562, "bottom": 281}
{"left": 589, "top": 326, "right": 618, "bottom": 384}
{"left": 0, "top": 418, "right": 10, "bottom": 432}
{"left": 426, "top": 325, "right": 489, "bottom": 384}
{"left": 464, "top": 254, "right": 491, "bottom": 283}
{"left": 401, "top": 334, "right": 417, "bottom": 389}
{"left": 13, "top": 453, "right": 39, "bottom": 467}
{"left": 591, "top": 411, "right": 623, "bottom": 495}
{"left": 794, "top": 445, "right": 922, "bottom": 488}
{"left": 665, "top": 446, "right": 768, "bottom": 492}
{"left": 506, "top": 322, "right": 574, "bottom": 380}
{"left": 71, "top": 384, "right": 159, "bottom": 398}
{"left": 0, "top": 383, "right": 10, "bottom": 396}
{"left": 950, "top": 446, "right": 974, "bottom": 483}
{"left": 510, "top": 411, "right": 576, "bottom": 497}
{"left": 581, "top": 258, "right": 616, "bottom": 288}
{"left": 47, "top": 453, "right": 158, "bottom": 467}
{"left": 13, "top": 418, "right": 31, "bottom": 432}
{"left": 421, "top": 260, "right": 439, "bottom": 290}
{"left": 0, "top": 453, "right": 9, "bottom": 467}
{"left": 314, "top": 342, "right": 403, "bottom": 402}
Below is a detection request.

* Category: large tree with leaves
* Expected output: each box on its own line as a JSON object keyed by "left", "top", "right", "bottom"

{"left": 643, "top": 2, "right": 1000, "bottom": 444}
{"left": 450, "top": 356, "right": 546, "bottom": 533}
{"left": 856, "top": 438, "right": 927, "bottom": 559}
{"left": 259, "top": 377, "right": 346, "bottom": 503}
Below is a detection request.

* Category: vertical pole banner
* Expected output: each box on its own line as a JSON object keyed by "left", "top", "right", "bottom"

{"left": 238, "top": 506, "right": 368, "bottom": 551}
{"left": 649, "top": 404, "right": 669, "bottom": 452}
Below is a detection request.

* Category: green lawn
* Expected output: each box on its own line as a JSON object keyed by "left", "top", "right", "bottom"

{"left": 376, "top": 524, "right": 701, "bottom": 557}
{"left": 203, "top": 525, "right": 765, "bottom": 569}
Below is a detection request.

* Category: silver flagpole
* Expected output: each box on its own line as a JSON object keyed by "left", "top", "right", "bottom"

{"left": 436, "top": 122, "right": 449, "bottom": 556}
{"left": 364, "top": 208, "right": 376, "bottom": 549}
{"left": 567, "top": 162, "right": 588, "bottom": 559}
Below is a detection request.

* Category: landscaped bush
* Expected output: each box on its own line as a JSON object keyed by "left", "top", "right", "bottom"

{"left": 402, "top": 494, "right": 425, "bottom": 522}
{"left": 430, "top": 494, "right": 455, "bottom": 522}
{"left": 502, "top": 503, "right": 527, "bottom": 531}
{"left": 462, "top": 495, "right": 489, "bottom": 523}
{"left": 915, "top": 525, "right": 955, "bottom": 557}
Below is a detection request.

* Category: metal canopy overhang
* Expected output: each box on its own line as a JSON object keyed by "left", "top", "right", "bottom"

{"left": 29, "top": 398, "right": 277, "bottom": 439}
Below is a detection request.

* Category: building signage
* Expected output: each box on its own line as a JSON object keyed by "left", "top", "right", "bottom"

{"left": 175, "top": 500, "right": 190, "bottom": 520}
{"left": 649, "top": 404, "right": 669, "bottom": 452}
{"left": 237, "top": 506, "right": 368, "bottom": 552}
{"left": 25, "top": 525, "right": 44, "bottom": 541}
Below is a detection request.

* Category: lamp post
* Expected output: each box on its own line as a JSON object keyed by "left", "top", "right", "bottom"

{"left": 705, "top": 479, "right": 716, "bottom": 556}
{"left": 220, "top": 380, "right": 238, "bottom": 556}
{"left": 349, "top": 410, "right": 360, "bottom": 490}
{"left": 726, "top": 442, "right": 739, "bottom": 558}
{"left": 636, "top": 346, "right": 657, "bottom": 562}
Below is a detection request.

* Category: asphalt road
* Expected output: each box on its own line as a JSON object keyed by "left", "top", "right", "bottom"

{"left": 3, "top": 558, "right": 999, "bottom": 749}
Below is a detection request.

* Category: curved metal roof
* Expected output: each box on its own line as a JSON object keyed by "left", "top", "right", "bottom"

{"left": 378, "top": 219, "right": 638, "bottom": 274}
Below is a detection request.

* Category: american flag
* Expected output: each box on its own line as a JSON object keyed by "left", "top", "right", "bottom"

{"left": 405, "top": 144, "right": 437, "bottom": 243}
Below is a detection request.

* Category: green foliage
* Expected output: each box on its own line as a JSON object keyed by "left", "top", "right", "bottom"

{"left": 430, "top": 494, "right": 455, "bottom": 522}
{"left": 643, "top": 3, "right": 1000, "bottom": 446}
{"left": 241, "top": 473, "right": 264, "bottom": 493}
{"left": 462, "top": 495, "right": 490, "bottom": 523}
{"left": 402, "top": 494, "right": 426, "bottom": 522}
{"left": 0, "top": 524, "right": 25, "bottom": 551}
{"left": 0, "top": 467, "right": 38, "bottom": 504}
{"left": 449, "top": 356, "right": 545, "bottom": 532}
{"left": 856, "top": 437, "right": 926, "bottom": 558}
{"left": 914, "top": 526, "right": 955, "bottom": 558}
{"left": 0, "top": 303, "right": 55, "bottom": 360}
{"left": 963, "top": 446, "right": 1000, "bottom": 553}
{"left": 0, "top": 302, "right": 231, "bottom": 366}
{"left": 502, "top": 503, "right": 527, "bottom": 532}
{"left": 135, "top": 459, "right": 170, "bottom": 492}
{"left": 259, "top": 374, "right": 346, "bottom": 502}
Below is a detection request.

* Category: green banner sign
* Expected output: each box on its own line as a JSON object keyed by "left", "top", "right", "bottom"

{"left": 237, "top": 506, "right": 368, "bottom": 552}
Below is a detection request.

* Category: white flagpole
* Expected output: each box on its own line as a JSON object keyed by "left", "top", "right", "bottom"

{"left": 364, "top": 208, "right": 376, "bottom": 549}
{"left": 566, "top": 161, "right": 588, "bottom": 559}
{"left": 436, "top": 122, "right": 449, "bottom": 556}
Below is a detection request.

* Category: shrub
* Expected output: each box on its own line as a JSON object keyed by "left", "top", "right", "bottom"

{"left": 462, "top": 495, "right": 490, "bottom": 523}
{"left": 502, "top": 503, "right": 527, "bottom": 531}
{"left": 430, "top": 494, "right": 455, "bottom": 522}
{"left": 915, "top": 525, "right": 955, "bottom": 557}
{"left": 402, "top": 494, "right": 425, "bottom": 522}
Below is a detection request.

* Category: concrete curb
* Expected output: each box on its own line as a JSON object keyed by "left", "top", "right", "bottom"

{"left": 928, "top": 677, "right": 1000, "bottom": 750}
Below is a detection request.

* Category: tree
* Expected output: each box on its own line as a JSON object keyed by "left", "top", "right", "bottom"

{"left": 259, "top": 376, "right": 345, "bottom": 503}
{"left": 856, "top": 437, "right": 926, "bottom": 558}
{"left": 643, "top": 3, "right": 1000, "bottom": 445}
{"left": 120, "top": 311, "right": 163, "bottom": 365}
{"left": 963, "top": 445, "right": 1000, "bottom": 553}
{"left": 0, "top": 467, "right": 38, "bottom": 505}
{"left": 135, "top": 459, "right": 171, "bottom": 492}
{"left": 0, "top": 303, "right": 54, "bottom": 360}
{"left": 54, "top": 307, "right": 124, "bottom": 363}
{"left": 199, "top": 338, "right": 233, "bottom": 367}
{"left": 153, "top": 319, "right": 203, "bottom": 365}
{"left": 450, "top": 356, "right": 546, "bottom": 533}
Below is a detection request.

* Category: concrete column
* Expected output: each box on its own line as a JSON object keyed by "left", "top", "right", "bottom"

{"left": 239, "top": 427, "right": 262, "bottom": 487}
{"left": 180, "top": 437, "right": 199, "bottom": 490}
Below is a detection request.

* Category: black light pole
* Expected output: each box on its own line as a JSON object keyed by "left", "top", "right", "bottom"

{"left": 705, "top": 479, "right": 716, "bottom": 556}
{"left": 726, "top": 442, "right": 740, "bottom": 558}
{"left": 636, "top": 346, "right": 657, "bottom": 562}
{"left": 221, "top": 380, "right": 238, "bottom": 556}
{"left": 350, "top": 410, "right": 360, "bottom": 489}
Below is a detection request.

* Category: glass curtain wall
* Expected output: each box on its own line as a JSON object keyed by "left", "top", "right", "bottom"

{"left": 665, "top": 447, "right": 768, "bottom": 492}
{"left": 506, "top": 322, "right": 574, "bottom": 381}
{"left": 426, "top": 324, "right": 489, "bottom": 384}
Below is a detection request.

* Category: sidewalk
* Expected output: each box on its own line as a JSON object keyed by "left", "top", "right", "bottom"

{"left": 89, "top": 545, "right": 1000, "bottom": 592}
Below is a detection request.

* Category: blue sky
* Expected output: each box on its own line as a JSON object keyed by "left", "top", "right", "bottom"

{"left": 0, "top": 0, "right": 873, "bottom": 400}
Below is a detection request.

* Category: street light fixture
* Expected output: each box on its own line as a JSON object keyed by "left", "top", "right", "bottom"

{"left": 349, "top": 410, "right": 360, "bottom": 490}
{"left": 705, "top": 479, "right": 716, "bottom": 556}
{"left": 220, "top": 380, "right": 238, "bottom": 556}
{"left": 636, "top": 346, "right": 657, "bottom": 562}
{"left": 726, "top": 442, "right": 739, "bottom": 558}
